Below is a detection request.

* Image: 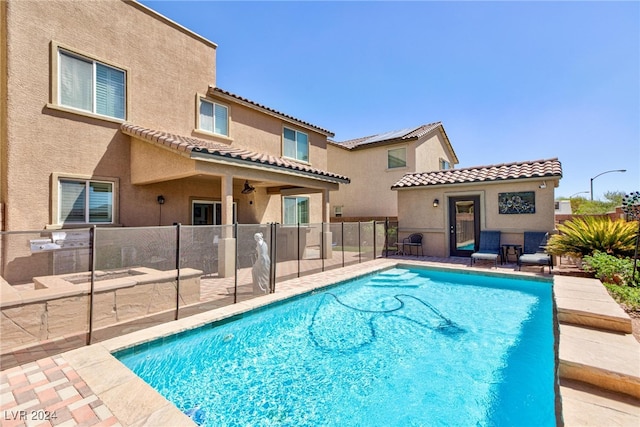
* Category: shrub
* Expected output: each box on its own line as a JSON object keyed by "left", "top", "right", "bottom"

{"left": 546, "top": 216, "right": 638, "bottom": 258}
{"left": 603, "top": 283, "right": 640, "bottom": 312}
{"left": 581, "top": 251, "right": 638, "bottom": 287}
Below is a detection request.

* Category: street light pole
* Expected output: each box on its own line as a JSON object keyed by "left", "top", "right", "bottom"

{"left": 569, "top": 191, "right": 590, "bottom": 199}
{"left": 589, "top": 169, "right": 626, "bottom": 201}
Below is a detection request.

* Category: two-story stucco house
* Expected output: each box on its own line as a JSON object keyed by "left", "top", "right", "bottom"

{"left": 327, "top": 122, "right": 458, "bottom": 220}
{"left": 1, "top": 0, "right": 350, "bottom": 277}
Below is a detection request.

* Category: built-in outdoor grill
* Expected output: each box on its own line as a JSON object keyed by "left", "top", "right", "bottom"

{"left": 30, "top": 230, "right": 90, "bottom": 252}
{"left": 29, "top": 231, "right": 90, "bottom": 274}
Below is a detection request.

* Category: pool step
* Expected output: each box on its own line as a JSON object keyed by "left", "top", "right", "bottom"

{"left": 558, "top": 323, "right": 640, "bottom": 399}
{"left": 554, "top": 275, "right": 632, "bottom": 334}
{"left": 369, "top": 272, "right": 420, "bottom": 282}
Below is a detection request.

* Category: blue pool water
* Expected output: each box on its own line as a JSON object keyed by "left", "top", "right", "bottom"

{"left": 116, "top": 267, "right": 556, "bottom": 426}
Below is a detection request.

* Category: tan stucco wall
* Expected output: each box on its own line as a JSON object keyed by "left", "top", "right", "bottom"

{"left": 327, "top": 141, "right": 414, "bottom": 218}
{"left": 3, "top": 0, "right": 336, "bottom": 233}
{"left": 327, "top": 130, "right": 456, "bottom": 218}
{"left": 397, "top": 179, "right": 558, "bottom": 257}
{"left": 206, "top": 95, "right": 330, "bottom": 173}
{"left": 3, "top": 0, "right": 218, "bottom": 230}
{"left": 415, "top": 131, "right": 456, "bottom": 171}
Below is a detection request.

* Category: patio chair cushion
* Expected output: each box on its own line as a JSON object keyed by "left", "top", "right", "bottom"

{"left": 518, "top": 232, "right": 552, "bottom": 272}
{"left": 470, "top": 231, "right": 501, "bottom": 267}
{"left": 519, "top": 253, "right": 552, "bottom": 265}
{"left": 471, "top": 252, "right": 501, "bottom": 261}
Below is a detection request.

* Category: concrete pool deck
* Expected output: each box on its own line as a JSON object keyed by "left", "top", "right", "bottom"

{"left": 1, "top": 258, "right": 639, "bottom": 426}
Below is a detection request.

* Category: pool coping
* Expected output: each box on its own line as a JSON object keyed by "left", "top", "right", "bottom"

{"left": 4, "top": 258, "right": 637, "bottom": 426}
{"left": 58, "top": 259, "right": 572, "bottom": 426}
{"left": 60, "top": 260, "right": 400, "bottom": 426}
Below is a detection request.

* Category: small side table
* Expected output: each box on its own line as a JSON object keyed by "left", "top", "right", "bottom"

{"left": 384, "top": 244, "right": 399, "bottom": 256}
{"left": 501, "top": 244, "right": 522, "bottom": 264}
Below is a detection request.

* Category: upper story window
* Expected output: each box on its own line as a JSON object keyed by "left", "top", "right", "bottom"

{"left": 440, "top": 159, "right": 452, "bottom": 170}
{"left": 58, "top": 49, "right": 126, "bottom": 120}
{"left": 387, "top": 147, "right": 407, "bottom": 169}
{"left": 283, "top": 196, "right": 309, "bottom": 224}
{"left": 59, "top": 179, "right": 113, "bottom": 224}
{"left": 199, "top": 99, "right": 228, "bottom": 136}
{"left": 283, "top": 127, "right": 309, "bottom": 162}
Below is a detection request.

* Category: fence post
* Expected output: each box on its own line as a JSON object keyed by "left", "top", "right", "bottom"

{"left": 87, "top": 226, "right": 96, "bottom": 345}
{"left": 384, "top": 218, "right": 389, "bottom": 258}
{"left": 269, "top": 223, "right": 273, "bottom": 293}
{"left": 358, "top": 221, "right": 362, "bottom": 263}
{"left": 233, "top": 223, "right": 238, "bottom": 304}
{"left": 297, "top": 222, "right": 301, "bottom": 278}
{"left": 373, "top": 220, "right": 377, "bottom": 260}
{"left": 341, "top": 222, "right": 345, "bottom": 267}
{"left": 321, "top": 222, "right": 325, "bottom": 272}
{"left": 174, "top": 223, "right": 181, "bottom": 321}
{"left": 271, "top": 223, "right": 277, "bottom": 293}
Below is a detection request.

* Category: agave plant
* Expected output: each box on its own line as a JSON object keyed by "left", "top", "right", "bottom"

{"left": 546, "top": 216, "right": 638, "bottom": 258}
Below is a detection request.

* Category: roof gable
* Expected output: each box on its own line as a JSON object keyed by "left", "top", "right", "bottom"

{"left": 330, "top": 122, "right": 443, "bottom": 149}
{"left": 328, "top": 121, "right": 459, "bottom": 164}
{"left": 392, "top": 158, "right": 562, "bottom": 189}
{"left": 208, "top": 87, "right": 334, "bottom": 137}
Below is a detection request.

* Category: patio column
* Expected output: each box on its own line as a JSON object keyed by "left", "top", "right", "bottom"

{"left": 322, "top": 189, "right": 332, "bottom": 259}
{"left": 218, "top": 174, "right": 235, "bottom": 277}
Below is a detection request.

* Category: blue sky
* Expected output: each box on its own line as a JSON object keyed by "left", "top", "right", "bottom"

{"left": 141, "top": 0, "right": 639, "bottom": 200}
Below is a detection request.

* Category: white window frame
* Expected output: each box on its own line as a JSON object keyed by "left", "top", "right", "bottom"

{"left": 387, "top": 147, "right": 407, "bottom": 169}
{"left": 57, "top": 48, "right": 126, "bottom": 120}
{"left": 58, "top": 178, "right": 114, "bottom": 225}
{"left": 198, "top": 98, "right": 229, "bottom": 136}
{"left": 283, "top": 196, "right": 309, "bottom": 225}
{"left": 283, "top": 127, "right": 309, "bottom": 163}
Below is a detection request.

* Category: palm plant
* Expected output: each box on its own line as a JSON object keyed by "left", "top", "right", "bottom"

{"left": 546, "top": 216, "right": 638, "bottom": 258}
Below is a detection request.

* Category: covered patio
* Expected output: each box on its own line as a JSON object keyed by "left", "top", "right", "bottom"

{"left": 122, "top": 123, "right": 350, "bottom": 277}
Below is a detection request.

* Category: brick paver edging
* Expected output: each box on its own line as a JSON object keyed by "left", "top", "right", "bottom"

{"left": 0, "top": 356, "right": 120, "bottom": 427}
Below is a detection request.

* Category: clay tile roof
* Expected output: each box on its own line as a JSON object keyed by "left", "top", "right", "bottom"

{"left": 208, "top": 87, "right": 334, "bottom": 137}
{"left": 121, "top": 123, "right": 350, "bottom": 184}
{"left": 329, "top": 122, "right": 443, "bottom": 149}
{"left": 391, "top": 158, "right": 562, "bottom": 189}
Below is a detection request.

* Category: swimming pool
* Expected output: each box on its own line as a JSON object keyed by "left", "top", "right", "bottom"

{"left": 116, "top": 267, "right": 556, "bottom": 426}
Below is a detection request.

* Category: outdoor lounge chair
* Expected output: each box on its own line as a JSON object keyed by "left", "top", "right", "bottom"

{"left": 402, "top": 233, "right": 424, "bottom": 256}
{"left": 518, "top": 232, "right": 552, "bottom": 272}
{"left": 470, "top": 231, "right": 502, "bottom": 267}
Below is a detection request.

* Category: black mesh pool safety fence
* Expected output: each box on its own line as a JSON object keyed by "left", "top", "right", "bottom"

{"left": 0, "top": 220, "right": 399, "bottom": 367}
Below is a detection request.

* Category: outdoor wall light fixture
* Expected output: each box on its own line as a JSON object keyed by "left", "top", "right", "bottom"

{"left": 157, "top": 195, "right": 165, "bottom": 226}
{"left": 241, "top": 180, "right": 255, "bottom": 194}
{"left": 539, "top": 181, "right": 547, "bottom": 189}
{"left": 433, "top": 198, "right": 440, "bottom": 207}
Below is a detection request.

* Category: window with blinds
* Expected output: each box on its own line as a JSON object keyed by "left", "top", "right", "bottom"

{"left": 59, "top": 179, "right": 113, "bottom": 224}
{"left": 199, "top": 99, "right": 228, "bottom": 136}
{"left": 58, "top": 50, "right": 126, "bottom": 120}
{"left": 283, "top": 127, "right": 309, "bottom": 162}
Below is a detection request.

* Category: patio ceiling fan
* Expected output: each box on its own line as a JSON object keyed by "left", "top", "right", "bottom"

{"left": 241, "top": 180, "right": 255, "bottom": 194}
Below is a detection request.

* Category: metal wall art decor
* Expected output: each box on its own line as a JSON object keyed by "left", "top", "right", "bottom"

{"left": 498, "top": 191, "right": 535, "bottom": 214}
